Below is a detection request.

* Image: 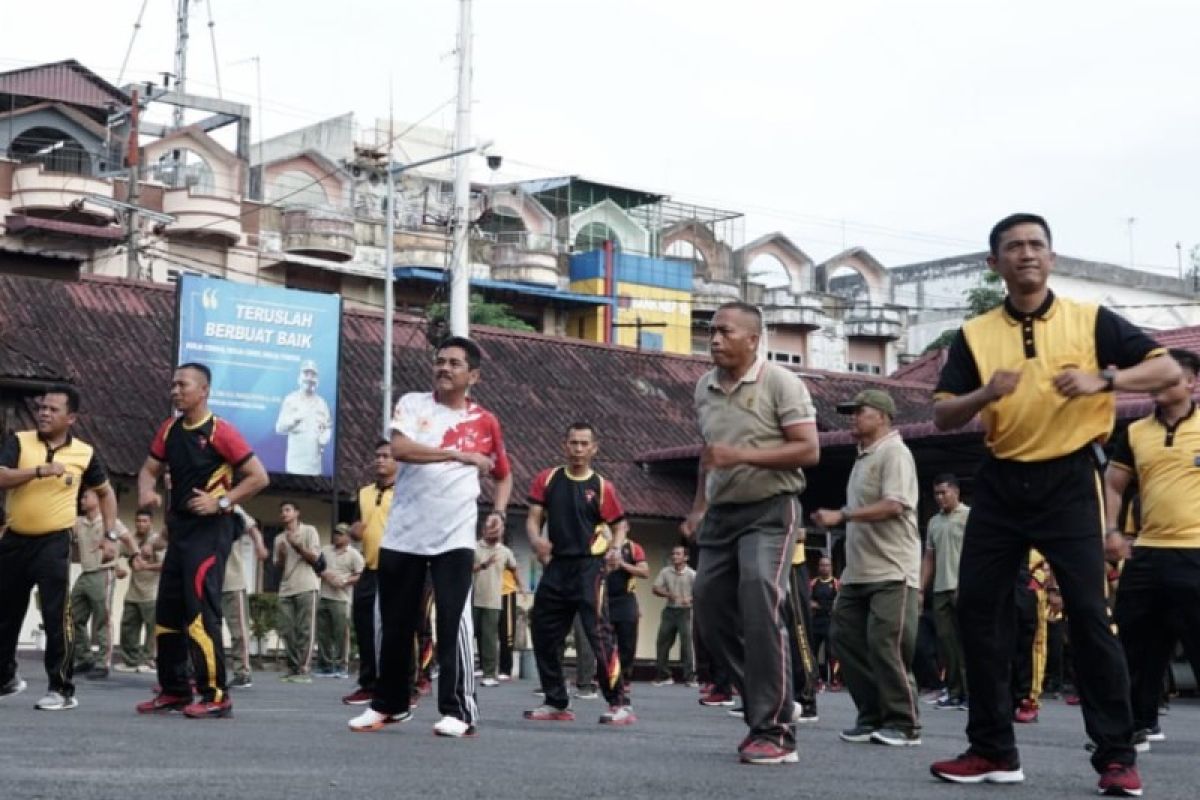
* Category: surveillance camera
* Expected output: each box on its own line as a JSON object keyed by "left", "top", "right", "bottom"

{"left": 486, "top": 154, "right": 503, "bottom": 171}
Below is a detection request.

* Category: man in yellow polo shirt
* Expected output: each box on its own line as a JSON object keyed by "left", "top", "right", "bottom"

{"left": 929, "top": 213, "right": 1179, "bottom": 797}
{"left": 343, "top": 439, "right": 395, "bottom": 705}
{"left": 0, "top": 385, "right": 119, "bottom": 711}
{"left": 1106, "top": 347, "right": 1200, "bottom": 753}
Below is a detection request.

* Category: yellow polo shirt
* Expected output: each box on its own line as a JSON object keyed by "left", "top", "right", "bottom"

{"left": 1110, "top": 404, "right": 1200, "bottom": 548}
{"left": 1, "top": 431, "right": 108, "bottom": 534}
{"left": 934, "top": 292, "right": 1165, "bottom": 462}
{"left": 357, "top": 481, "right": 394, "bottom": 570}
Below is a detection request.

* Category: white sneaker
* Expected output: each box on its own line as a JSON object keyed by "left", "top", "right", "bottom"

{"left": 136, "top": 664, "right": 156, "bottom": 674}
{"left": 433, "top": 715, "right": 477, "bottom": 737}
{"left": 599, "top": 705, "right": 637, "bottom": 726}
{"left": 480, "top": 677, "right": 499, "bottom": 687}
{"left": 348, "top": 707, "right": 412, "bottom": 732}
{"left": 35, "top": 691, "right": 78, "bottom": 710}
{"left": 651, "top": 678, "right": 674, "bottom": 687}
{"left": 113, "top": 663, "right": 140, "bottom": 673}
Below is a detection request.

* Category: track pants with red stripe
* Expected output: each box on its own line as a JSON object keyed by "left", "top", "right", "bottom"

{"left": 530, "top": 556, "right": 626, "bottom": 710}
{"left": 156, "top": 515, "right": 234, "bottom": 702}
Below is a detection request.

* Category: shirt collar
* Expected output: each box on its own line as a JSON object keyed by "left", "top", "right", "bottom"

{"left": 37, "top": 431, "right": 73, "bottom": 452}
{"left": 1002, "top": 289, "right": 1057, "bottom": 326}
{"left": 856, "top": 428, "right": 901, "bottom": 457}
{"left": 705, "top": 356, "right": 766, "bottom": 392}
{"left": 1153, "top": 401, "right": 1197, "bottom": 429}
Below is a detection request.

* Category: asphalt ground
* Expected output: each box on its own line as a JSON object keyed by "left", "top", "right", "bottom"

{"left": 1, "top": 651, "right": 1198, "bottom": 800}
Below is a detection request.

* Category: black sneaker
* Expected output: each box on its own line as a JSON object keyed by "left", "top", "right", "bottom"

{"left": 1142, "top": 725, "right": 1165, "bottom": 742}
{"left": 86, "top": 666, "right": 109, "bottom": 680}
{"left": 839, "top": 725, "right": 877, "bottom": 743}
{"left": 228, "top": 675, "right": 253, "bottom": 689}
{"left": 0, "top": 675, "right": 28, "bottom": 699}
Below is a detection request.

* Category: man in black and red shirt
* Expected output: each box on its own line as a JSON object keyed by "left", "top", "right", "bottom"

{"left": 134, "top": 363, "right": 269, "bottom": 718}
{"left": 524, "top": 422, "right": 633, "bottom": 725}
{"left": 604, "top": 538, "right": 649, "bottom": 692}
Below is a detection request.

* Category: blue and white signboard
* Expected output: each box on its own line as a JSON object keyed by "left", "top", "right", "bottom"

{"left": 176, "top": 274, "right": 342, "bottom": 477}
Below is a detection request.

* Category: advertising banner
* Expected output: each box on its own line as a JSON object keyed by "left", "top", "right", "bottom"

{"left": 176, "top": 274, "right": 342, "bottom": 477}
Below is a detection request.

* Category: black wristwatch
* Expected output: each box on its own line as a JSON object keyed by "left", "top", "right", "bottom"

{"left": 1100, "top": 367, "right": 1118, "bottom": 392}
{"left": 104, "top": 529, "right": 119, "bottom": 543}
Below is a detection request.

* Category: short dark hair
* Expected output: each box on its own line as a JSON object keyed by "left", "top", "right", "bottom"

{"left": 177, "top": 362, "right": 212, "bottom": 385}
{"left": 566, "top": 421, "right": 597, "bottom": 439}
{"left": 1169, "top": 348, "right": 1200, "bottom": 376}
{"left": 135, "top": 509, "right": 153, "bottom": 519}
{"left": 988, "top": 213, "right": 1052, "bottom": 256}
{"left": 279, "top": 500, "right": 299, "bottom": 512}
{"left": 437, "top": 336, "right": 482, "bottom": 370}
{"left": 44, "top": 384, "right": 81, "bottom": 413}
{"left": 714, "top": 301, "right": 763, "bottom": 332}
{"left": 932, "top": 473, "right": 959, "bottom": 489}
{"left": 374, "top": 439, "right": 391, "bottom": 451}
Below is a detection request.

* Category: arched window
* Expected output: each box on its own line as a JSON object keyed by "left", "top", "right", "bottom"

{"left": 8, "top": 127, "right": 91, "bottom": 175}
{"left": 152, "top": 148, "right": 216, "bottom": 193}
{"left": 575, "top": 221, "right": 620, "bottom": 253}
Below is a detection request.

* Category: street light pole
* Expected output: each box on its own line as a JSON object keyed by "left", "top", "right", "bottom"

{"left": 449, "top": 0, "right": 473, "bottom": 337}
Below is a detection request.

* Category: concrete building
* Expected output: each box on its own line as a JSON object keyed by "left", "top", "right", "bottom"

{"left": 833, "top": 251, "right": 1200, "bottom": 358}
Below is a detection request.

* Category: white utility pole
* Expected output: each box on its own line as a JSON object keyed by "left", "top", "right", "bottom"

{"left": 173, "top": 0, "right": 190, "bottom": 130}
{"left": 449, "top": 0, "right": 473, "bottom": 337}
{"left": 1126, "top": 216, "right": 1137, "bottom": 270}
{"left": 383, "top": 112, "right": 396, "bottom": 438}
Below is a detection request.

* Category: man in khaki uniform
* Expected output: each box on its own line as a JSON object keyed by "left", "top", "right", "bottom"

{"left": 273, "top": 501, "right": 321, "bottom": 682}
{"left": 70, "top": 488, "right": 133, "bottom": 679}
{"left": 683, "top": 302, "right": 821, "bottom": 765}
{"left": 115, "top": 510, "right": 164, "bottom": 673}
{"left": 472, "top": 526, "right": 518, "bottom": 686}
{"left": 224, "top": 506, "right": 267, "bottom": 688}
{"left": 652, "top": 545, "right": 697, "bottom": 685}
{"left": 813, "top": 389, "right": 921, "bottom": 747}
{"left": 316, "top": 523, "right": 364, "bottom": 677}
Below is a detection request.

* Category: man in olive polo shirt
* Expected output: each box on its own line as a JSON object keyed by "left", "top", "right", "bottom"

{"left": 224, "top": 505, "right": 267, "bottom": 688}
{"left": 273, "top": 501, "right": 322, "bottom": 682}
{"left": 0, "top": 385, "right": 119, "bottom": 711}
{"left": 920, "top": 474, "right": 969, "bottom": 709}
{"left": 344, "top": 440, "right": 395, "bottom": 705}
{"left": 683, "top": 301, "right": 821, "bottom": 766}
{"left": 813, "top": 389, "right": 921, "bottom": 748}
{"left": 929, "top": 213, "right": 1180, "bottom": 796}
{"left": 1105, "top": 347, "right": 1200, "bottom": 750}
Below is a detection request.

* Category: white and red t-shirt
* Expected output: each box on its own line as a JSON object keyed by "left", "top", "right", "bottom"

{"left": 383, "top": 392, "right": 511, "bottom": 556}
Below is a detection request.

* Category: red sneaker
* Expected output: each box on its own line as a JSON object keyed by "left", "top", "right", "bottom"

{"left": 739, "top": 739, "right": 798, "bottom": 765}
{"left": 183, "top": 697, "right": 232, "bottom": 719}
{"left": 699, "top": 690, "right": 736, "bottom": 707}
{"left": 1014, "top": 698, "right": 1039, "bottom": 723}
{"left": 523, "top": 704, "right": 576, "bottom": 721}
{"left": 1097, "top": 763, "right": 1143, "bottom": 797}
{"left": 136, "top": 693, "right": 191, "bottom": 715}
{"left": 1064, "top": 693, "right": 1081, "bottom": 706}
{"left": 342, "top": 688, "right": 373, "bottom": 706}
{"left": 931, "top": 751, "right": 1025, "bottom": 784}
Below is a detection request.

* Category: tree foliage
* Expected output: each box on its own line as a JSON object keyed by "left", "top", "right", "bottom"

{"left": 427, "top": 293, "right": 535, "bottom": 332}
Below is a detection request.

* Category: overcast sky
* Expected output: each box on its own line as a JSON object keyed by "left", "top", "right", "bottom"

{"left": 6, "top": 0, "right": 1199, "bottom": 287}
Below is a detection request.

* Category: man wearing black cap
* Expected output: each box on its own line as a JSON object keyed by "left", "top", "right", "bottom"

{"left": 812, "top": 389, "right": 921, "bottom": 747}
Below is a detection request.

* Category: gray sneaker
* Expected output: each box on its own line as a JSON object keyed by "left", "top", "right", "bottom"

{"left": 35, "top": 691, "right": 78, "bottom": 711}
{"left": 870, "top": 727, "right": 921, "bottom": 747}
{"left": 0, "top": 675, "right": 27, "bottom": 699}
{"left": 839, "top": 725, "right": 877, "bottom": 743}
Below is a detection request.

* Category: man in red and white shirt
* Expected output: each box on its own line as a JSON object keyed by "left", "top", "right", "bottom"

{"left": 349, "top": 337, "right": 512, "bottom": 738}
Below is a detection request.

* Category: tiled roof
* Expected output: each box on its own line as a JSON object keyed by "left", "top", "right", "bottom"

{"left": 889, "top": 347, "right": 945, "bottom": 386}
{"left": 1152, "top": 325, "right": 1200, "bottom": 352}
{"left": 0, "top": 273, "right": 937, "bottom": 519}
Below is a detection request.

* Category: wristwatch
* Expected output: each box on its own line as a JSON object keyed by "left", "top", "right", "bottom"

{"left": 104, "top": 529, "right": 119, "bottom": 543}
{"left": 217, "top": 496, "right": 232, "bottom": 513}
{"left": 1100, "top": 367, "right": 1118, "bottom": 392}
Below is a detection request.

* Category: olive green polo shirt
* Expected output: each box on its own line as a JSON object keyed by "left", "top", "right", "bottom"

{"left": 926, "top": 503, "right": 969, "bottom": 593}
{"left": 841, "top": 430, "right": 921, "bottom": 588}
{"left": 694, "top": 358, "right": 817, "bottom": 505}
